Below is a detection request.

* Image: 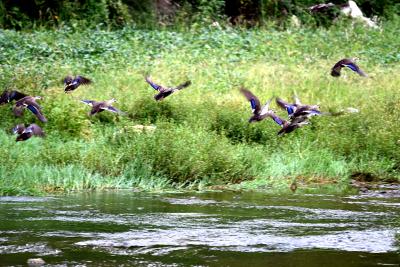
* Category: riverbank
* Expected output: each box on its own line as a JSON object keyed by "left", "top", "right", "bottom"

{"left": 0, "top": 20, "right": 399, "bottom": 195}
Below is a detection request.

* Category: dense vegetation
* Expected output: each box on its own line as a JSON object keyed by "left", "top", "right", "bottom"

{"left": 0, "top": 13, "right": 399, "bottom": 195}
{"left": 1, "top": 0, "right": 399, "bottom": 29}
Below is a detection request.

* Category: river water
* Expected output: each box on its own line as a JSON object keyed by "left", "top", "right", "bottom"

{"left": 0, "top": 190, "right": 399, "bottom": 266}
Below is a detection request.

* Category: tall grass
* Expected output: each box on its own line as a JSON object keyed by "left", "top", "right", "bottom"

{"left": 0, "top": 20, "right": 399, "bottom": 195}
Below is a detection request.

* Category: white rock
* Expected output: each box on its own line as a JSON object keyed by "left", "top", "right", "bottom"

{"left": 341, "top": 1, "right": 378, "bottom": 28}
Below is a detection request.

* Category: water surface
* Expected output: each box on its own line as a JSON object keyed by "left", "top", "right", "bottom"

{"left": 0, "top": 191, "right": 399, "bottom": 266}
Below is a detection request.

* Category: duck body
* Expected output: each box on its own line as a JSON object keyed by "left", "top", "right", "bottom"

{"left": 331, "top": 58, "right": 367, "bottom": 77}
{"left": 12, "top": 123, "right": 44, "bottom": 142}
{"left": 240, "top": 87, "right": 274, "bottom": 123}
{"left": 14, "top": 96, "right": 47, "bottom": 123}
{"left": 145, "top": 76, "right": 191, "bottom": 101}
{"left": 64, "top": 75, "right": 92, "bottom": 92}
{"left": 277, "top": 119, "right": 310, "bottom": 136}
{"left": 81, "top": 99, "right": 125, "bottom": 116}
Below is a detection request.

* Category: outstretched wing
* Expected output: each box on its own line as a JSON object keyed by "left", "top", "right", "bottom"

{"left": 145, "top": 76, "right": 163, "bottom": 91}
{"left": 276, "top": 97, "right": 296, "bottom": 115}
{"left": 27, "top": 124, "right": 45, "bottom": 137}
{"left": 267, "top": 112, "right": 285, "bottom": 126}
{"left": 81, "top": 100, "right": 96, "bottom": 106}
{"left": 106, "top": 106, "right": 126, "bottom": 115}
{"left": 260, "top": 97, "right": 273, "bottom": 115}
{"left": 27, "top": 105, "right": 47, "bottom": 123}
{"left": 240, "top": 87, "right": 261, "bottom": 114}
{"left": 76, "top": 75, "right": 92, "bottom": 85}
{"left": 9, "top": 90, "right": 27, "bottom": 102}
{"left": 343, "top": 62, "right": 367, "bottom": 77}
{"left": 0, "top": 90, "right": 27, "bottom": 104}
{"left": 174, "top": 80, "right": 191, "bottom": 90}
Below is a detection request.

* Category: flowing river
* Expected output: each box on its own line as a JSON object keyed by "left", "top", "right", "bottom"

{"left": 0, "top": 190, "right": 399, "bottom": 266}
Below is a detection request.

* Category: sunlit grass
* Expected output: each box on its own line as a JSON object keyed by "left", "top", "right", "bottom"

{"left": 0, "top": 21, "right": 399, "bottom": 195}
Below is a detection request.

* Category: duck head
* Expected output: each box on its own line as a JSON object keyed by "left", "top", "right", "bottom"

{"left": 12, "top": 124, "right": 25, "bottom": 134}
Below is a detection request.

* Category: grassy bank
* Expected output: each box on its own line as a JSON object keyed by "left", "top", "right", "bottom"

{"left": 0, "top": 20, "right": 399, "bottom": 195}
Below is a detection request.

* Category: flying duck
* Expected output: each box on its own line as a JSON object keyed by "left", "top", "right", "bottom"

{"left": 240, "top": 87, "right": 277, "bottom": 123}
{"left": 81, "top": 98, "right": 125, "bottom": 116}
{"left": 331, "top": 58, "right": 367, "bottom": 77}
{"left": 12, "top": 123, "right": 45, "bottom": 142}
{"left": 256, "top": 108, "right": 309, "bottom": 136}
{"left": 276, "top": 96, "right": 321, "bottom": 119}
{"left": 63, "top": 75, "right": 92, "bottom": 93}
{"left": 13, "top": 96, "right": 47, "bottom": 123}
{"left": 145, "top": 76, "right": 191, "bottom": 101}
{"left": 277, "top": 116, "right": 310, "bottom": 136}
{"left": 0, "top": 90, "right": 27, "bottom": 105}
{"left": 276, "top": 97, "right": 299, "bottom": 116}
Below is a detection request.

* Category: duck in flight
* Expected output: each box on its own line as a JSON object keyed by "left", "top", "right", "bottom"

{"left": 240, "top": 87, "right": 279, "bottom": 123}
{"left": 331, "top": 58, "right": 367, "bottom": 77}
{"left": 81, "top": 98, "right": 125, "bottom": 116}
{"left": 13, "top": 95, "right": 47, "bottom": 123}
{"left": 12, "top": 123, "right": 45, "bottom": 142}
{"left": 63, "top": 75, "right": 92, "bottom": 93}
{"left": 145, "top": 76, "right": 191, "bottom": 101}
{"left": 276, "top": 95, "right": 321, "bottom": 119}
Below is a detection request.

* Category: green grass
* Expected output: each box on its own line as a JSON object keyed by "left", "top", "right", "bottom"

{"left": 0, "top": 18, "right": 399, "bottom": 195}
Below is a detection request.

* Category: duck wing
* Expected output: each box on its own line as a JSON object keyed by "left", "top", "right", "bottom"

{"left": 240, "top": 87, "right": 261, "bottom": 115}
{"left": 276, "top": 97, "right": 290, "bottom": 110}
{"left": 105, "top": 105, "right": 126, "bottom": 115}
{"left": 267, "top": 112, "right": 285, "bottom": 126}
{"left": 260, "top": 97, "right": 273, "bottom": 115}
{"left": 81, "top": 100, "right": 97, "bottom": 106}
{"left": 1, "top": 90, "right": 27, "bottom": 104}
{"left": 75, "top": 75, "right": 92, "bottom": 85}
{"left": 27, "top": 104, "right": 47, "bottom": 123}
{"left": 145, "top": 76, "right": 164, "bottom": 92}
{"left": 342, "top": 61, "right": 367, "bottom": 77}
{"left": 26, "top": 124, "right": 45, "bottom": 137}
{"left": 174, "top": 80, "right": 191, "bottom": 90}
{"left": 9, "top": 90, "right": 28, "bottom": 102}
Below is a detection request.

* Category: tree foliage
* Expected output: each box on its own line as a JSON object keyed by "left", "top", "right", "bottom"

{"left": 0, "top": 0, "right": 399, "bottom": 29}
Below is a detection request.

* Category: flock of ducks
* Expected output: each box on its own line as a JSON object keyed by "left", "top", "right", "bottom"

{"left": 0, "top": 58, "right": 366, "bottom": 142}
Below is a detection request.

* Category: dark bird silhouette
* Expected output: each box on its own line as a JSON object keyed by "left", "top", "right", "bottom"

{"left": 145, "top": 76, "right": 191, "bottom": 101}
{"left": 12, "top": 123, "right": 45, "bottom": 142}
{"left": 240, "top": 87, "right": 277, "bottom": 123}
{"left": 277, "top": 116, "right": 310, "bottom": 136}
{"left": 276, "top": 97, "right": 299, "bottom": 116}
{"left": 0, "top": 90, "right": 27, "bottom": 105}
{"left": 308, "top": 3, "right": 335, "bottom": 13}
{"left": 254, "top": 108, "right": 309, "bottom": 136}
{"left": 14, "top": 96, "right": 47, "bottom": 123}
{"left": 331, "top": 58, "right": 367, "bottom": 77}
{"left": 63, "top": 75, "right": 92, "bottom": 93}
{"left": 276, "top": 96, "right": 321, "bottom": 119}
{"left": 81, "top": 98, "right": 125, "bottom": 116}
{"left": 290, "top": 180, "right": 298, "bottom": 193}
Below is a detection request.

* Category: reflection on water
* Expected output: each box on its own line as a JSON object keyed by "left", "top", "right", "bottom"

{"left": 0, "top": 191, "right": 399, "bottom": 266}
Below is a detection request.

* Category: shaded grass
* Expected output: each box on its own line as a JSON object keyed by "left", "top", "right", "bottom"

{"left": 0, "top": 21, "right": 399, "bottom": 195}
